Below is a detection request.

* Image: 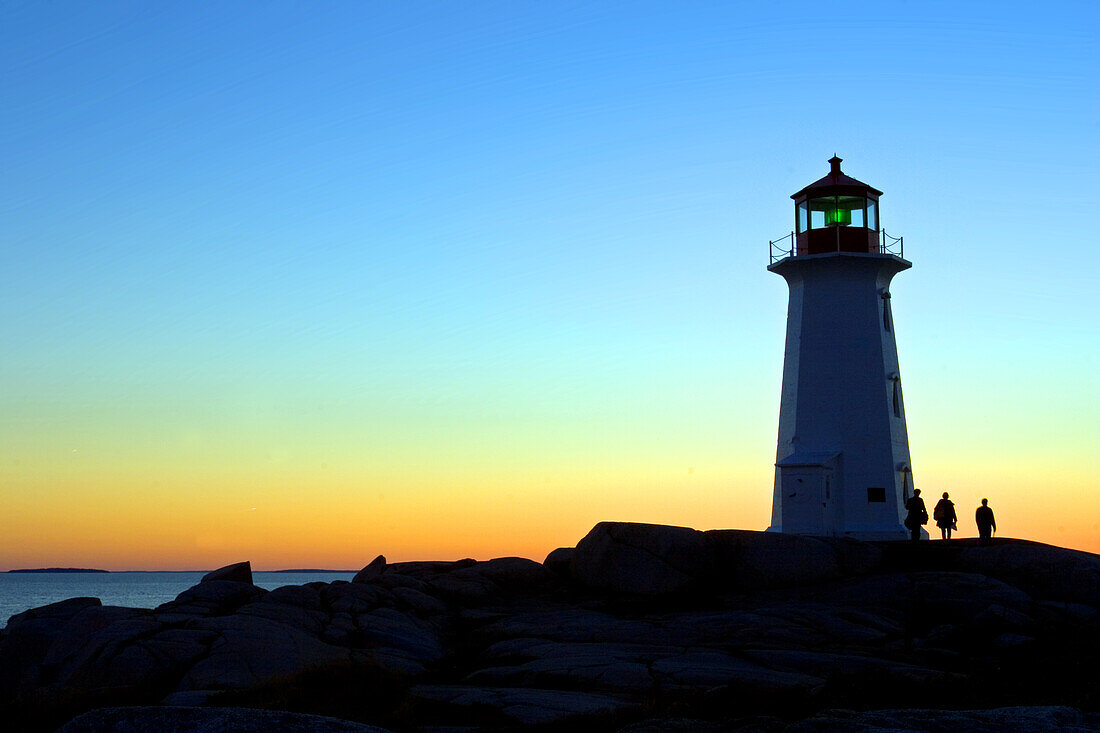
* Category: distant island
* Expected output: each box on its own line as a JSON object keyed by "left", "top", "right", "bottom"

{"left": 8, "top": 568, "right": 108, "bottom": 574}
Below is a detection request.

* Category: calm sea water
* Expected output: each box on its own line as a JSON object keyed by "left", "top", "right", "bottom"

{"left": 0, "top": 571, "right": 355, "bottom": 627}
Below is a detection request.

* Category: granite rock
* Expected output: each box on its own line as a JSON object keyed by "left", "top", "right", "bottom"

{"left": 410, "top": 684, "right": 640, "bottom": 727}
{"left": 200, "top": 561, "right": 253, "bottom": 585}
{"left": 57, "top": 706, "right": 392, "bottom": 732}
{"left": 785, "top": 705, "right": 1100, "bottom": 733}
{"left": 572, "top": 521, "right": 711, "bottom": 594}
{"left": 353, "top": 555, "right": 387, "bottom": 584}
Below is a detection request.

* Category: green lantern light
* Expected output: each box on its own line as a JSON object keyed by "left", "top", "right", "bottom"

{"left": 826, "top": 207, "right": 852, "bottom": 227}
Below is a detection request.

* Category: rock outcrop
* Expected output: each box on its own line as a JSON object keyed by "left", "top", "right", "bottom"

{"left": 569, "top": 522, "right": 881, "bottom": 595}
{"left": 572, "top": 522, "right": 711, "bottom": 594}
{"left": 2, "top": 525, "right": 1098, "bottom": 732}
{"left": 200, "top": 561, "right": 253, "bottom": 585}
{"left": 353, "top": 555, "right": 387, "bottom": 584}
{"left": 57, "top": 706, "right": 392, "bottom": 732}
{"left": 785, "top": 705, "right": 1100, "bottom": 732}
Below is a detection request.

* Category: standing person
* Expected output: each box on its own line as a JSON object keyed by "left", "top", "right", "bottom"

{"left": 933, "top": 492, "right": 958, "bottom": 540}
{"left": 904, "top": 489, "right": 927, "bottom": 542}
{"left": 976, "top": 498, "right": 996, "bottom": 545}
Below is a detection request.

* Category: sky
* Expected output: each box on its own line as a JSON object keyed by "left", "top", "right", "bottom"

{"left": 1, "top": 1, "right": 1097, "bottom": 570}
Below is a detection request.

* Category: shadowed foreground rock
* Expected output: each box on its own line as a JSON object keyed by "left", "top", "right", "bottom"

{"left": 2, "top": 526, "right": 1099, "bottom": 732}
{"left": 57, "top": 706, "right": 391, "bottom": 732}
{"left": 785, "top": 705, "right": 1100, "bottom": 732}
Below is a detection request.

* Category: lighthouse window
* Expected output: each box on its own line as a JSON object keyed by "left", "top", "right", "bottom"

{"left": 867, "top": 487, "right": 886, "bottom": 503}
{"left": 892, "top": 378, "right": 902, "bottom": 417}
{"left": 839, "top": 196, "right": 865, "bottom": 227}
{"left": 797, "top": 201, "right": 809, "bottom": 233}
{"left": 867, "top": 200, "right": 878, "bottom": 231}
{"left": 807, "top": 196, "right": 867, "bottom": 229}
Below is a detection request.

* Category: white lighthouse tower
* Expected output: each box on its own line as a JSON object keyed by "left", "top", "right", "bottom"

{"left": 767, "top": 157, "right": 915, "bottom": 540}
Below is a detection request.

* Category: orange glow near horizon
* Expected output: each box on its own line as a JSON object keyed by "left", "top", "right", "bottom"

{"left": 4, "top": 431, "right": 1097, "bottom": 571}
{"left": 3, "top": 331, "right": 1097, "bottom": 570}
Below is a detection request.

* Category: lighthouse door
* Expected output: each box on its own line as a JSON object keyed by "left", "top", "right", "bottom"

{"left": 780, "top": 466, "right": 830, "bottom": 534}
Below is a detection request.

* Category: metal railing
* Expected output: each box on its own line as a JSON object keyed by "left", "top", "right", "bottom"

{"left": 767, "top": 229, "right": 905, "bottom": 264}
{"left": 769, "top": 232, "right": 794, "bottom": 264}
{"left": 880, "top": 229, "right": 903, "bottom": 258}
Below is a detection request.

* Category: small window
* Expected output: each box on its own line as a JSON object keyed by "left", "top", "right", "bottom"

{"left": 797, "top": 201, "right": 808, "bottom": 233}
{"left": 867, "top": 200, "right": 878, "bottom": 230}
{"left": 883, "top": 298, "right": 891, "bottom": 331}
{"left": 808, "top": 196, "right": 867, "bottom": 228}
{"left": 867, "top": 487, "right": 886, "bottom": 502}
{"left": 838, "top": 196, "right": 865, "bottom": 227}
{"left": 892, "top": 379, "right": 902, "bottom": 417}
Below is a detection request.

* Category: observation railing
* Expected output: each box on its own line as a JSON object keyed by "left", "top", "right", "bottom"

{"left": 769, "top": 232, "right": 794, "bottom": 264}
{"left": 767, "top": 229, "right": 905, "bottom": 265}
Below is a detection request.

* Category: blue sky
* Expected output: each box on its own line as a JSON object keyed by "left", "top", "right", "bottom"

{"left": 1, "top": 1, "right": 1098, "bottom": 564}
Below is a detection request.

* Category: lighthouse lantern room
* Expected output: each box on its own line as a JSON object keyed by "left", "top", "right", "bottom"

{"left": 793, "top": 155, "right": 882, "bottom": 255}
{"left": 768, "top": 157, "right": 916, "bottom": 540}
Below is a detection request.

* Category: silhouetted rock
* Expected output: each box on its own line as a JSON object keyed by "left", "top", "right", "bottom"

{"left": 819, "top": 536, "right": 886, "bottom": 576}
{"left": 471, "top": 639, "right": 685, "bottom": 692}
{"left": 455, "top": 556, "right": 550, "bottom": 588}
{"left": 957, "top": 542, "right": 1100, "bottom": 606}
{"left": 409, "top": 684, "right": 640, "bottom": 727}
{"left": 543, "top": 546, "right": 574, "bottom": 576}
{"left": 707, "top": 529, "right": 841, "bottom": 590}
{"left": 57, "top": 706, "right": 392, "bottom": 732}
{"left": 200, "top": 561, "right": 253, "bottom": 584}
{"left": 570, "top": 523, "right": 871, "bottom": 595}
{"left": 178, "top": 614, "right": 352, "bottom": 691}
{"left": 741, "top": 649, "right": 946, "bottom": 684}
{"left": 5, "top": 596, "right": 101, "bottom": 627}
{"left": 476, "top": 608, "right": 660, "bottom": 644}
{"left": 353, "top": 555, "right": 387, "bottom": 584}
{"left": 324, "top": 580, "right": 390, "bottom": 615}
{"left": 572, "top": 522, "right": 711, "bottom": 594}
{"left": 39, "top": 606, "right": 163, "bottom": 691}
{"left": 354, "top": 607, "right": 444, "bottom": 663}
{"left": 2, "top": 524, "right": 1098, "bottom": 732}
{"left": 389, "top": 585, "right": 448, "bottom": 616}
{"left": 155, "top": 580, "right": 267, "bottom": 619}
{"left": 785, "top": 705, "right": 1100, "bottom": 732}
{"left": 0, "top": 597, "right": 102, "bottom": 690}
{"left": 616, "top": 719, "right": 731, "bottom": 733}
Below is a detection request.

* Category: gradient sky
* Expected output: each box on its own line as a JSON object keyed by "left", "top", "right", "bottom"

{"left": 2, "top": 1, "right": 1097, "bottom": 569}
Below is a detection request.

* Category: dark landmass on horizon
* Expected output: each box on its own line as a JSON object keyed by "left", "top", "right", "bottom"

{"left": 7, "top": 568, "right": 108, "bottom": 574}
{"left": 6, "top": 568, "right": 357, "bottom": 574}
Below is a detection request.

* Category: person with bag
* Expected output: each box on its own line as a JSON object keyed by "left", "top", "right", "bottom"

{"left": 904, "top": 489, "right": 928, "bottom": 542}
{"left": 933, "top": 491, "right": 958, "bottom": 540}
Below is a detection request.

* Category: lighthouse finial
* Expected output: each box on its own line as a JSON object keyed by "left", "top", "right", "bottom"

{"left": 829, "top": 155, "right": 843, "bottom": 175}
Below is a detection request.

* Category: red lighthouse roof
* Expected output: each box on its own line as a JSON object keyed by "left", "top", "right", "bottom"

{"left": 791, "top": 156, "right": 882, "bottom": 200}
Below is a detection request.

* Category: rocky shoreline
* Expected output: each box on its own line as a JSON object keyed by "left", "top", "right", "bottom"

{"left": 2, "top": 522, "right": 1098, "bottom": 732}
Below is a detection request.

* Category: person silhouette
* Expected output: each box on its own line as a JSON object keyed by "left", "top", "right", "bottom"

{"left": 904, "top": 489, "right": 927, "bottom": 542}
{"left": 933, "top": 492, "right": 957, "bottom": 540}
{"left": 975, "top": 498, "right": 996, "bottom": 545}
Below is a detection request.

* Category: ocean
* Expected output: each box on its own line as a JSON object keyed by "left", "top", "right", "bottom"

{"left": 0, "top": 571, "right": 356, "bottom": 627}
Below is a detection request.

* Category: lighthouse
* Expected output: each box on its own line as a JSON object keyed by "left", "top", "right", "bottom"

{"left": 767, "top": 157, "right": 915, "bottom": 540}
